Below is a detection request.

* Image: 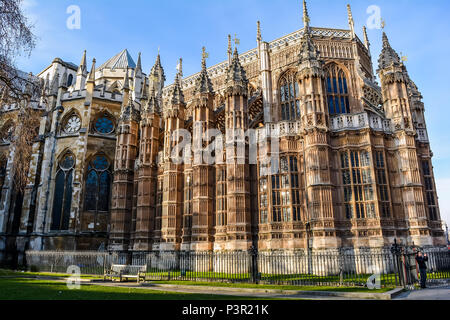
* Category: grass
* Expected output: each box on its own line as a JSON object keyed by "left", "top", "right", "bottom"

{"left": 0, "top": 269, "right": 102, "bottom": 280}
{"left": 0, "top": 276, "right": 277, "bottom": 300}
{"left": 0, "top": 269, "right": 399, "bottom": 291}
{"left": 141, "top": 271, "right": 399, "bottom": 288}
{"left": 149, "top": 280, "right": 395, "bottom": 293}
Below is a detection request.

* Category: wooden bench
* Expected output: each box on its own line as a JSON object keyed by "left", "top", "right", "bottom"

{"left": 104, "top": 264, "right": 147, "bottom": 283}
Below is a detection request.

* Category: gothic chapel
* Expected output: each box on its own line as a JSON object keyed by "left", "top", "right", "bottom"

{"left": 0, "top": 1, "right": 445, "bottom": 265}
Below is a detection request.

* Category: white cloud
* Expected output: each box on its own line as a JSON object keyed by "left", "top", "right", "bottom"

{"left": 436, "top": 178, "right": 450, "bottom": 227}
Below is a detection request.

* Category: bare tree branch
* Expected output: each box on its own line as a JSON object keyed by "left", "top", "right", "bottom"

{"left": 0, "top": 0, "right": 41, "bottom": 193}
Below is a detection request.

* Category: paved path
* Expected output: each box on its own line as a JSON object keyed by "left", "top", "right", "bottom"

{"left": 394, "top": 286, "right": 450, "bottom": 300}
{"left": 91, "top": 281, "right": 356, "bottom": 300}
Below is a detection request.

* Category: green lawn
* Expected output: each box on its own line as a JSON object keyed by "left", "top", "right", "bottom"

{"left": 0, "top": 269, "right": 103, "bottom": 279}
{"left": 141, "top": 271, "right": 399, "bottom": 288}
{"left": 149, "top": 280, "right": 395, "bottom": 293}
{"left": 0, "top": 276, "right": 277, "bottom": 300}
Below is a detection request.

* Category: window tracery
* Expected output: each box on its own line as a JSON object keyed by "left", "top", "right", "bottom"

{"left": 51, "top": 152, "right": 75, "bottom": 230}
{"left": 84, "top": 155, "right": 112, "bottom": 213}
{"left": 279, "top": 71, "right": 301, "bottom": 121}
{"left": 326, "top": 64, "right": 350, "bottom": 115}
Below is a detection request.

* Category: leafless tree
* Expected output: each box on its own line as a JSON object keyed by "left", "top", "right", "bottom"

{"left": 0, "top": 0, "right": 39, "bottom": 99}
{"left": 0, "top": 0, "right": 42, "bottom": 193}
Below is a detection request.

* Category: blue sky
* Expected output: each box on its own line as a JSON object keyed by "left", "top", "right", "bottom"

{"left": 17, "top": 0, "right": 450, "bottom": 228}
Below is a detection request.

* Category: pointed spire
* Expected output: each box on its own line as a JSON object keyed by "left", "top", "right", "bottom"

{"left": 78, "top": 50, "right": 87, "bottom": 74}
{"left": 123, "top": 67, "right": 130, "bottom": 91}
{"left": 170, "top": 59, "right": 185, "bottom": 105}
{"left": 378, "top": 32, "right": 401, "bottom": 70}
{"left": 347, "top": 4, "right": 355, "bottom": 39}
{"left": 257, "top": 21, "right": 262, "bottom": 42}
{"left": 176, "top": 58, "right": 183, "bottom": 78}
{"left": 201, "top": 47, "right": 207, "bottom": 70}
{"left": 194, "top": 47, "right": 214, "bottom": 95}
{"left": 88, "top": 58, "right": 96, "bottom": 82}
{"left": 226, "top": 47, "right": 248, "bottom": 91}
{"left": 363, "top": 26, "right": 371, "bottom": 53}
{"left": 298, "top": 26, "right": 319, "bottom": 64}
{"left": 136, "top": 52, "right": 142, "bottom": 73}
{"left": 363, "top": 26, "right": 369, "bottom": 48}
{"left": 150, "top": 51, "right": 166, "bottom": 82}
{"left": 302, "top": 0, "right": 310, "bottom": 30}
{"left": 228, "top": 34, "right": 232, "bottom": 65}
{"left": 146, "top": 85, "right": 159, "bottom": 114}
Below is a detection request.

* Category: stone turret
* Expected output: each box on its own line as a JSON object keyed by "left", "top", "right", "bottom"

{"left": 377, "top": 32, "right": 439, "bottom": 246}
{"left": 189, "top": 47, "right": 216, "bottom": 251}
{"left": 109, "top": 67, "right": 140, "bottom": 252}
{"left": 223, "top": 46, "right": 252, "bottom": 251}
{"left": 297, "top": 1, "right": 338, "bottom": 250}
{"left": 149, "top": 52, "right": 166, "bottom": 106}
{"left": 160, "top": 63, "right": 185, "bottom": 251}
{"left": 377, "top": 32, "right": 412, "bottom": 131}
{"left": 134, "top": 85, "right": 161, "bottom": 251}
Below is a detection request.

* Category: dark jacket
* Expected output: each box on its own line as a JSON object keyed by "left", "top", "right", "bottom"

{"left": 416, "top": 255, "right": 428, "bottom": 270}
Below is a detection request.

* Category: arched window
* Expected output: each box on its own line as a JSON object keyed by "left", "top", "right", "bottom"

{"left": 94, "top": 113, "right": 115, "bottom": 134}
{"left": 216, "top": 168, "right": 227, "bottom": 226}
{"left": 0, "top": 154, "right": 7, "bottom": 192}
{"left": 326, "top": 64, "right": 350, "bottom": 115}
{"left": 270, "top": 155, "right": 300, "bottom": 223}
{"left": 51, "top": 152, "right": 75, "bottom": 230}
{"left": 184, "top": 172, "right": 193, "bottom": 229}
{"left": 67, "top": 74, "right": 74, "bottom": 87}
{"left": 62, "top": 113, "right": 81, "bottom": 134}
{"left": 279, "top": 71, "right": 301, "bottom": 121}
{"left": 340, "top": 150, "right": 375, "bottom": 220}
{"left": 84, "top": 155, "right": 112, "bottom": 213}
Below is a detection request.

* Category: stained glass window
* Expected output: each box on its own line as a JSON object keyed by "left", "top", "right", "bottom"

{"left": 422, "top": 160, "right": 438, "bottom": 221}
{"left": 340, "top": 150, "right": 375, "bottom": 220}
{"left": 67, "top": 74, "right": 74, "bottom": 87}
{"left": 84, "top": 155, "right": 112, "bottom": 212}
{"left": 51, "top": 152, "right": 75, "bottom": 230}
{"left": 269, "top": 156, "right": 301, "bottom": 223}
{"left": 94, "top": 115, "right": 115, "bottom": 134}
{"left": 216, "top": 168, "right": 227, "bottom": 226}
{"left": 326, "top": 64, "right": 350, "bottom": 115}
{"left": 64, "top": 115, "right": 81, "bottom": 134}
{"left": 279, "top": 71, "right": 301, "bottom": 121}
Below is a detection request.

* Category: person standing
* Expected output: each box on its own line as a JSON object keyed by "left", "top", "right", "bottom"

{"left": 415, "top": 251, "right": 429, "bottom": 289}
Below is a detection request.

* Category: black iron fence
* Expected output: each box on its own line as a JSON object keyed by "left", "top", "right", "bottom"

{"left": 24, "top": 247, "right": 449, "bottom": 288}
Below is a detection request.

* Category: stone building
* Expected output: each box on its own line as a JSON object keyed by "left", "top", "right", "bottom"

{"left": 0, "top": 1, "right": 446, "bottom": 265}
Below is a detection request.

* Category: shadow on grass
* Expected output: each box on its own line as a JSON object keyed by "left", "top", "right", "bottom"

{"left": 0, "top": 277, "right": 269, "bottom": 300}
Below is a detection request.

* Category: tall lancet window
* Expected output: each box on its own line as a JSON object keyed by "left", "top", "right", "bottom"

{"left": 216, "top": 168, "right": 227, "bottom": 226}
{"left": 51, "top": 152, "right": 75, "bottom": 231}
{"left": 84, "top": 155, "right": 112, "bottom": 213}
{"left": 326, "top": 64, "right": 350, "bottom": 115}
{"left": 279, "top": 71, "right": 301, "bottom": 121}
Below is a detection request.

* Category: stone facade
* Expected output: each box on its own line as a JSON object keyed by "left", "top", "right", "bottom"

{"left": 0, "top": 2, "right": 446, "bottom": 265}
